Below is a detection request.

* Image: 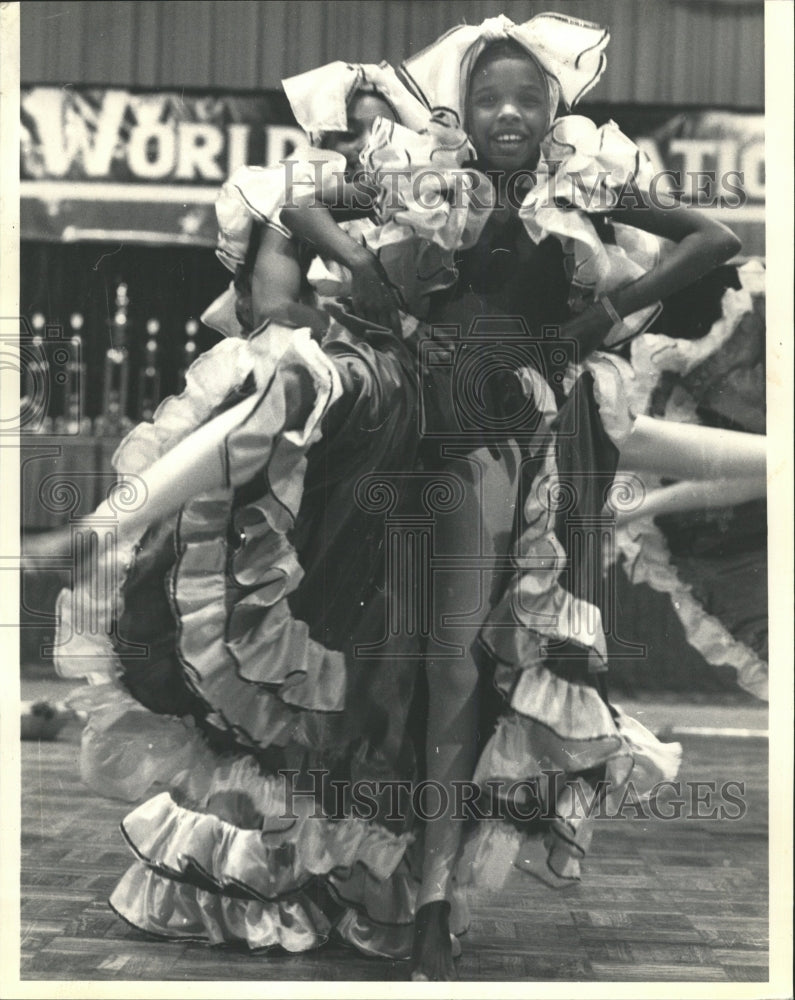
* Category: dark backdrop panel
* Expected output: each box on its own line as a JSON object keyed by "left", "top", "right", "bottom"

{"left": 21, "top": 0, "right": 764, "bottom": 108}
{"left": 20, "top": 241, "right": 227, "bottom": 421}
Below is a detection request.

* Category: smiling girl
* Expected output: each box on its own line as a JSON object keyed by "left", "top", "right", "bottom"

{"left": 41, "top": 14, "right": 765, "bottom": 986}
{"left": 399, "top": 13, "right": 760, "bottom": 980}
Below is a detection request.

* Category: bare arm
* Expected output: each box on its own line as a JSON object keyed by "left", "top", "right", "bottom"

{"left": 562, "top": 194, "right": 742, "bottom": 356}
{"left": 608, "top": 195, "right": 741, "bottom": 315}
{"left": 279, "top": 201, "right": 401, "bottom": 334}
{"left": 248, "top": 223, "right": 331, "bottom": 338}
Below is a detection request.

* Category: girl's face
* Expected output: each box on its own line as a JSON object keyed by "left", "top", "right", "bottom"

{"left": 467, "top": 52, "right": 549, "bottom": 172}
{"left": 325, "top": 93, "right": 396, "bottom": 179}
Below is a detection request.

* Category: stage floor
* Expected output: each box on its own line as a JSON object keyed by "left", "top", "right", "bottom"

{"left": 18, "top": 708, "right": 768, "bottom": 983}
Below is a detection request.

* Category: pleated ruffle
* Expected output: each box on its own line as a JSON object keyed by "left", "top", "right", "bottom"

{"left": 480, "top": 368, "right": 610, "bottom": 669}
{"left": 604, "top": 262, "right": 768, "bottom": 698}
{"left": 462, "top": 708, "right": 681, "bottom": 890}
{"left": 467, "top": 365, "right": 682, "bottom": 890}
{"left": 111, "top": 861, "right": 464, "bottom": 960}
{"left": 171, "top": 487, "right": 347, "bottom": 751}
{"left": 519, "top": 115, "right": 662, "bottom": 341}
{"left": 111, "top": 862, "right": 333, "bottom": 952}
{"left": 120, "top": 791, "right": 412, "bottom": 902}
{"left": 614, "top": 515, "right": 768, "bottom": 700}
{"left": 65, "top": 683, "right": 218, "bottom": 802}
{"left": 55, "top": 324, "right": 346, "bottom": 786}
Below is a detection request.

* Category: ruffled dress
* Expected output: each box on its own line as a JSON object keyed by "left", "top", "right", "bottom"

{"left": 606, "top": 260, "right": 768, "bottom": 700}
{"left": 55, "top": 115, "right": 684, "bottom": 959}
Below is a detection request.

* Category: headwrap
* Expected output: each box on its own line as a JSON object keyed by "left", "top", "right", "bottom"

{"left": 400, "top": 13, "right": 610, "bottom": 131}
{"left": 282, "top": 60, "right": 431, "bottom": 146}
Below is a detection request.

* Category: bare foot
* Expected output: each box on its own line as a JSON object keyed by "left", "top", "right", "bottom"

{"left": 410, "top": 900, "right": 457, "bottom": 982}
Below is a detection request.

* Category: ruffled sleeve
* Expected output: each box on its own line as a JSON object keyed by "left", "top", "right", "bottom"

{"left": 214, "top": 165, "right": 292, "bottom": 272}
{"left": 202, "top": 154, "right": 351, "bottom": 337}
{"left": 519, "top": 115, "right": 663, "bottom": 343}
{"left": 362, "top": 118, "right": 494, "bottom": 251}
{"left": 214, "top": 155, "right": 347, "bottom": 272}
{"left": 204, "top": 119, "right": 496, "bottom": 333}
{"left": 199, "top": 164, "right": 297, "bottom": 339}
{"left": 307, "top": 118, "right": 495, "bottom": 316}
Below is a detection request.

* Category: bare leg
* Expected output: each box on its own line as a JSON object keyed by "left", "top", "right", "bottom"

{"left": 24, "top": 367, "right": 315, "bottom": 564}
{"left": 615, "top": 474, "right": 766, "bottom": 524}
{"left": 411, "top": 642, "right": 479, "bottom": 981}
{"left": 411, "top": 451, "right": 513, "bottom": 981}
{"left": 619, "top": 416, "right": 766, "bottom": 481}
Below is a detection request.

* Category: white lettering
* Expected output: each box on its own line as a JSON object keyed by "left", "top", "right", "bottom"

{"left": 175, "top": 123, "right": 224, "bottom": 180}
{"left": 128, "top": 125, "right": 176, "bottom": 179}
{"left": 23, "top": 89, "right": 128, "bottom": 178}
{"left": 226, "top": 124, "right": 251, "bottom": 174}
{"left": 265, "top": 126, "right": 305, "bottom": 165}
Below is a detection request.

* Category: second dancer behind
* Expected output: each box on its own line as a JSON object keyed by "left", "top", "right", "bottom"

{"left": 51, "top": 14, "right": 757, "bottom": 984}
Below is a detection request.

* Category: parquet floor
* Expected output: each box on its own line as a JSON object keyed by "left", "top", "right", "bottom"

{"left": 19, "top": 719, "right": 768, "bottom": 983}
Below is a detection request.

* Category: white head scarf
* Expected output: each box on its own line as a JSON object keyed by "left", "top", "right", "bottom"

{"left": 282, "top": 60, "right": 431, "bottom": 146}
{"left": 400, "top": 13, "right": 610, "bottom": 131}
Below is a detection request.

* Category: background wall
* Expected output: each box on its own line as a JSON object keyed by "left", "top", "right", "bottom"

{"left": 18, "top": 1, "right": 768, "bottom": 693}
{"left": 21, "top": 0, "right": 764, "bottom": 108}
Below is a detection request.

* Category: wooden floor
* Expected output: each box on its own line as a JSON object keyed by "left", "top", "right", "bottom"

{"left": 20, "top": 719, "right": 768, "bottom": 983}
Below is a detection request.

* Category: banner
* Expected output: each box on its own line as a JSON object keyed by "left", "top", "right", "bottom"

{"left": 21, "top": 87, "right": 304, "bottom": 246}
{"left": 21, "top": 87, "right": 764, "bottom": 255}
{"left": 587, "top": 103, "right": 764, "bottom": 257}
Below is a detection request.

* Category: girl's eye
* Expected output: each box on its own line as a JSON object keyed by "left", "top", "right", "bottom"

{"left": 474, "top": 94, "right": 496, "bottom": 107}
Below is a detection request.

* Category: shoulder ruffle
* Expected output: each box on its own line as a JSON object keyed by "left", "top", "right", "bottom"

{"left": 215, "top": 165, "right": 289, "bottom": 272}
{"left": 307, "top": 119, "right": 495, "bottom": 315}
{"left": 207, "top": 120, "right": 497, "bottom": 333}
{"left": 540, "top": 116, "right": 653, "bottom": 207}
{"left": 362, "top": 118, "right": 493, "bottom": 251}
{"left": 520, "top": 115, "right": 662, "bottom": 340}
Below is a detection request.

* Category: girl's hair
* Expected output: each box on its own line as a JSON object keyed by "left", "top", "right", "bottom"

{"left": 469, "top": 37, "right": 538, "bottom": 81}
{"left": 317, "top": 87, "right": 399, "bottom": 149}
{"left": 466, "top": 37, "right": 555, "bottom": 130}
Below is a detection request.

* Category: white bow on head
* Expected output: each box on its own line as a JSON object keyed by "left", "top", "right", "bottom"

{"left": 400, "top": 12, "right": 610, "bottom": 130}
{"left": 282, "top": 60, "right": 431, "bottom": 145}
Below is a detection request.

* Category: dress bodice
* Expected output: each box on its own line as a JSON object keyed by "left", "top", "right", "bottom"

{"left": 429, "top": 212, "right": 571, "bottom": 334}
